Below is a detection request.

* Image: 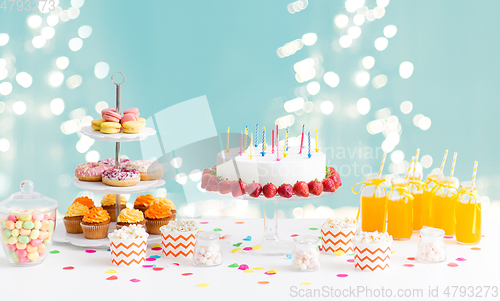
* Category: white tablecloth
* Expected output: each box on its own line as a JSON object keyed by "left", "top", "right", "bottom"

{"left": 1, "top": 218, "right": 498, "bottom": 301}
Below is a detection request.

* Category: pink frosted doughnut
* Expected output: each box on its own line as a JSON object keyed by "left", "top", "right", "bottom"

{"left": 123, "top": 107, "right": 140, "bottom": 117}
{"left": 102, "top": 111, "right": 121, "bottom": 123}
{"left": 98, "top": 157, "right": 131, "bottom": 168}
{"left": 102, "top": 168, "right": 140, "bottom": 187}
{"left": 75, "top": 162, "right": 108, "bottom": 182}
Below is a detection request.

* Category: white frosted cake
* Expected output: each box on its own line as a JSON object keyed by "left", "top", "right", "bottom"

{"left": 216, "top": 144, "right": 326, "bottom": 185}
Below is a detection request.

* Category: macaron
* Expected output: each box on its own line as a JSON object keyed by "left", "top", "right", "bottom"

{"left": 91, "top": 119, "right": 106, "bottom": 131}
{"left": 102, "top": 111, "right": 122, "bottom": 123}
{"left": 101, "top": 108, "right": 116, "bottom": 114}
{"left": 123, "top": 108, "right": 140, "bottom": 117}
{"left": 121, "top": 113, "right": 138, "bottom": 124}
{"left": 100, "top": 122, "right": 121, "bottom": 134}
{"left": 138, "top": 117, "right": 146, "bottom": 126}
{"left": 122, "top": 121, "right": 143, "bottom": 134}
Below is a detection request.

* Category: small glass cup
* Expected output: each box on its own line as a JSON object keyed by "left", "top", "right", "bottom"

{"left": 291, "top": 235, "right": 321, "bottom": 272}
{"left": 193, "top": 231, "right": 222, "bottom": 267}
{"left": 417, "top": 227, "right": 446, "bottom": 263}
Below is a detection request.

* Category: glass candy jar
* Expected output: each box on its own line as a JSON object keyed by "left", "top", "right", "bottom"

{"left": 417, "top": 227, "right": 446, "bottom": 263}
{"left": 193, "top": 231, "right": 222, "bottom": 267}
{"left": 291, "top": 235, "right": 321, "bottom": 272}
{"left": 0, "top": 180, "right": 59, "bottom": 266}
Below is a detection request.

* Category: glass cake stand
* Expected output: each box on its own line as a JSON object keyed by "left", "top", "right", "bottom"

{"left": 206, "top": 190, "right": 337, "bottom": 256}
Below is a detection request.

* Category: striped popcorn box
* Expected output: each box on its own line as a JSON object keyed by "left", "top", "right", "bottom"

{"left": 321, "top": 226, "right": 356, "bottom": 254}
{"left": 161, "top": 230, "right": 196, "bottom": 258}
{"left": 353, "top": 241, "right": 392, "bottom": 272}
{"left": 109, "top": 237, "right": 148, "bottom": 266}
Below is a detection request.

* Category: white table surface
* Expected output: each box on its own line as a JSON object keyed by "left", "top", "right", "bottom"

{"left": 1, "top": 218, "right": 499, "bottom": 301}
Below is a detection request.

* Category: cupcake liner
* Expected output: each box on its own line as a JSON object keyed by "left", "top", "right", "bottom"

{"left": 145, "top": 217, "right": 174, "bottom": 235}
{"left": 63, "top": 217, "right": 84, "bottom": 234}
{"left": 109, "top": 237, "right": 147, "bottom": 266}
{"left": 321, "top": 226, "right": 356, "bottom": 254}
{"left": 103, "top": 205, "right": 126, "bottom": 222}
{"left": 353, "top": 241, "right": 391, "bottom": 272}
{"left": 160, "top": 230, "right": 196, "bottom": 258}
{"left": 81, "top": 222, "right": 110, "bottom": 239}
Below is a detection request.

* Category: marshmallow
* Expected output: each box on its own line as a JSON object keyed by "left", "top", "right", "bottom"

{"left": 417, "top": 241, "right": 446, "bottom": 262}
{"left": 159, "top": 219, "right": 198, "bottom": 232}
{"left": 193, "top": 243, "right": 222, "bottom": 267}
{"left": 321, "top": 217, "right": 357, "bottom": 229}
{"left": 108, "top": 224, "right": 148, "bottom": 239}
{"left": 292, "top": 247, "right": 320, "bottom": 272}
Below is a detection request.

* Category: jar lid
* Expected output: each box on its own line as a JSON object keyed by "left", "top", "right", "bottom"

{"left": 0, "top": 180, "right": 59, "bottom": 214}
{"left": 419, "top": 227, "right": 445, "bottom": 237}
{"left": 293, "top": 235, "right": 319, "bottom": 245}
{"left": 195, "top": 231, "right": 220, "bottom": 240}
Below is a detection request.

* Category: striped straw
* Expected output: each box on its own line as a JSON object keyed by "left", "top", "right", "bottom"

{"left": 449, "top": 152, "right": 458, "bottom": 179}
{"left": 412, "top": 148, "right": 420, "bottom": 174}
{"left": 440, "top": 149, "right": 448, "bottom": 172}
{"left": 471, "top": 161, "right": 478, "bottom": 189}
{"left": 405, "top": 156, "right": 415, "bottom": 180}
{"left": 378, "top": 153, "right": 387, "bottom": 178}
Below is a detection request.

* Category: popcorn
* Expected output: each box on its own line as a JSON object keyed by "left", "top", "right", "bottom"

{"left": 159, "top": 219, "right": 198, "bottom": 232}
{"left": 108, "top": 224, "right": 148, "bottom": 239}
{"left": 352, "top": 231, "right": 392, "bottom": 244}
{"left": 321, "top": 217, "right": 357, "bottom": 229}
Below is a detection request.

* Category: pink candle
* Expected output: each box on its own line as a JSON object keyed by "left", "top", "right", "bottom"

{"left": 299, "top": 130, "right": 304, "bottom": 154}
{"left": 276, "top": 125, "right": 280, "bottom": 161}
{"left": 272, "top": 129, "right": 275, "bottom": 154}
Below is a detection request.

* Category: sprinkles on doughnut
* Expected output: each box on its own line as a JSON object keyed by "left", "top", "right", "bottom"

{"left": 102, "top": 168, "right": 140, "bottom": 187}
{"left": 74, "top": 162, "right": 108, "bottom": 182}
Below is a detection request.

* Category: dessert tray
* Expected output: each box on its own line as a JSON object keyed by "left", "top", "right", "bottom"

{"left": 71, "top": 177, "right": 165, "bottom": 195}
{"left": 80, "top": 126, "right": 156, "bottom": 142}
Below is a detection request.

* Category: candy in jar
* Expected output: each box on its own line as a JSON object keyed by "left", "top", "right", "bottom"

{"left": 417, "top": 227, "right": 446, "bottom": 263}
{"left": 193, "top": 231, "right": 222, "bottom": 267}
{"left": 291, "top": 235, "right": 321, "bottom": 272}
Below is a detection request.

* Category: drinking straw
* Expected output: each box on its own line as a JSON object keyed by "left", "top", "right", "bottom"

{"left": 440, "top": 149, "right": 448, "bottom": 172}
{"left": 405, "top": 157, "right": 415, "bottom": 180}
{"left": 412, "top": 148, "right": 420, "bottom": 175}
{"left": 449, "top": 152, "right": 458, "bottom": 178}
{"left": 471, "top": 161, "right": 478, "bottom": 189}
{"left": 378, "top": 153, "right": 387, "bottom": 178}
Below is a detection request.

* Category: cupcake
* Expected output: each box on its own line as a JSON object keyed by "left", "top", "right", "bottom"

{"left": 101, "top": 194, "right": 127, "bottom": 222}
{"left": 151, "top": 197, "right": 177, "bottom": 219}
{"left": 133, "top": 194, "right": 155, "bottom": 213}
{"left": 64, "top": 198, "right": 94, "bottom": 234}
{"left": 116, "top": 208, "right": 146, "bottom": 230}
{"left": 144, "top": 202, "right": 174, "bottom": 235}
{"left": 81, "top": 207, "right": 111, "bottom": 239}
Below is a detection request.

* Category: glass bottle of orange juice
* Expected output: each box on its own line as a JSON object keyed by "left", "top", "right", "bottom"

{"left": 387, "top": 177, "right": 413, "bottom": 240}
{"left": 431, "top": 176, "right": 459, "bottom": 236}
{"left": 355, "top": 173, "right": 387, "bottom": 233}
{"left": 408, "top": 172, "right": 424, "bottom": 232}
{"left": 455, "top": 181, "right": 481, "bottom": 245}
{"left": 422, "top": 172, "right": 441, "bottom": 228}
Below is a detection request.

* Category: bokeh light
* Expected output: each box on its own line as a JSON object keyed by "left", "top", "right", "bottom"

{"left": 399, "top": 61, "right": 414, "bottom": 79}
{"left": 421, "top": 155, "right": 433, "bottom": 168}
{"left": 78, "top": 25, "right": 92, "bottom": 39}
{"left": 306, "top": 81, "right": 320, "bottom": 95}
{"left": 339, "top": 35, "right": 353, "bottom": 48}
{"left": 50, "top": 98, "right": 65, "bottom": 115}
{"left": 0, "top": 82, "right": 13, "bottom": 95}
{"left": 47, "top": 15, "right": 59, "bottom": 26}
{"left": 66, "top": 75, "right": 82, "bottom": 89}
{"left": 41, "top": 27, "right": 56, "bottom": 39}
{"left": 400, "top": 100, "right": 413, "bottom": 114}
{"left": 48, "top": 71, "right": 64, "bottom": 87}
{"left": 69, "top": 38, "right": 83, "bottom": 51}
{"left": 27, "top": 15, "right": 42, "bottom": 28}
{"left": 356, "top": 97, "right": 370, "bottom": 115}
{"left": 71, "top": 0, "right": 85, "bottom": 9}
{"left": 383, "top": 25, "right": 398, "bottom": 38}
{"left": 374, "top": 37, "right": 388, "bottom": 51}
{"left": 0, "top": 139, "right": 10, "bottom": 152}
{"left": 391, "top": 150, "right": 404, "bottom": 164}
{"left": 372, "top": 74, "right": 387, "bottom": 88}
{"left": 362, "top": 56, "right": 375, "bottom": 69}
{"left": 334, "top": 14, "right": 349, "bottom": 28}
{"left": 56, "top": 57, "right": 70, "bottom": 69}
{"left": 320, "top": 101, "right": 334, "bottom": 115}
{"left": 12, "top": 101, "right": 27, "bottom": 115}
{"left": 284, "top": 97, "right": 305, "bottom": 112}
{"left": 94, "top": 62, "right": 110, "bottom": 79}
{"left": 16, "top": 72, "right": 33, "bottom": 88}
{"left": 95, "top": 101, "right": 109, "bottom": 114}
{"left": 354, "top": 71, "right": 370, "bottom": 87}
{"left": 32, "top": 36, "right": 46, "bottom": 48}
{"left": 86, "top": 150, "right": 100, "bottom": 162}
{"left": 323, "top": 71, "right": 339, "bottom": 88}
{"left": 348, "top": 26, "right": 362, "bottom": 39}
{"left": 301, "top": 33, "right": 317, "bottom": 46}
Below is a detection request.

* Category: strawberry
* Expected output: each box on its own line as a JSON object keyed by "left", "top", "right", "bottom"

{"left": 293, "top": 181, "right": 309, "bottom": 197}
{"left": 218, "top": 179, "right": 231, "bottom": 194}
{"left": 201, "top": 173, "right": 211, "bottom": 189}
{"left": 203, "top": 168, "right": 211, "bottom": 175}
{"left": 230, "top": 179, "right": 246, "bottom": 197}
{"left": 322, "top": 178, "right": 336, "bottom": 192}
{"left": 326, "top": 166, "right": 342, "bottom": 189}
{"left": 277, "top": 184, "right": 293, "bottom": 198}
{"left": 206, "top": 175, "right": 220, "bottom": 191}
{"left": 245, "top": 182, "right": 262, "bottom": 198}
{"left": 308, "top": 179, "right": 323, "bottom": 196}
{"left": 263, "top": 183, "right": 277, "bottom": 198}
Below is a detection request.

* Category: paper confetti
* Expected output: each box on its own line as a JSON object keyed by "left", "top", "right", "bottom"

{"left": 197, "top": 283, "right": 210, "bottom": 287}
{"left": 63, "top": 266, "right": 74, "bottom": 270}
{"left": 252, "top": 244, "right": 262, "bottom": 250}
{"left": 228, "top": 263, "right": 239, "bottom": 268}
{"left": 471, "top": 247, "right": 481, "bottom": 250}
{"left": 220, "top": 234, "right": 232, "bottom": 239}
{"left": 235, "top": 222, "right": 245, "bottom": 224}
{"left": 407, "top": 257, "right": 416, "bottom": 261}
{"left": 258, "top": 281, "right": 269, "bottom": 284}
{"left": 50, "top": 250, "right": 60, "bottom": 254}
{"left": 150, "top": 255, "right": 161, "bottom": 259}
{"left": 444, "top": 235, "right": 454, "bottom": 239}
{"left": 309, "top": 228, "right": 318, "bottom": 230}
{"left": 253, "top": 267, "right": 264, "bottom": 270}
{"left": 153, "top": 267, "right": 164, "bottom": 271}
{"left": 265, "top": 269, "right": 277, "bottom": 275}
{"left": 346, "top": 253, "right": 354, "bottom": 256}
{"left": 106, "top": 276, "right": 118, "bottom": 280}
{"left": 172, "top": 263, "right": 180, "bottom": 266}
{"left": 300, "top": 282, "right": 312, "bottom": 286}
{"left": 456, "top": 257, "right": 467, "bottom": 261}
{"left": 244, "top": 269, "right": 255, "bottom": 273}
{"left": 391, "top": 251, "right": 397, "bottom": 254}
{"left": 447, "top": 263, "right": 459, "bottom": 267}
{"left": 130, "top": 278, "right": 141, "bottom": 283}
{"left": 347, "top": 259, "right": 354, "bottom": 263}
{"left": 337, "top": 274, "right": 348, "bottom": 278}
{"left": 167, "top": 263, "right": 180, "bottom": 268}
{"left": 286, "top": 254, "right": 292, "bottom": 259}
{"left": 85, "top": 250, "right": 96, "bottom": 253}
{"left": 233, "top": 242, "right": 243, "bottom": 247}
{"left": 334, "top": 250, "right": 345, "bottom": 256}
{"left": 182, "top": 273, "right": 193, "bottom": 276}
{"left": 107, "top": 249, "right": 110, "bottom": 252}
{"left": 238, "top": 264, "right": 249, "bottom": 270}
{"left": 142, "top": 265, "right": 155, "bottom": 268}
{"left": 404, "top": 264, "right": 414, "bottom": 267}
{"left": 232, "top": 248, "right": 241, "bottom": 253}
{"left": 243, "top": 236, "right": 252, "bottom": 241}
{"left": 152, "top": 244, "right": 161, "bottom": 248}
{"left": 106, "top": 269, "right": 117, "bottom": 274}
{"left": 243, "top": 247, "right": 253, "bottom": 251}
{"left": 214, "top": 228, "right": 222, "bottom": 231}
{"left": 151, "top": 247, "right": 162, "bottom": 251}
{"left": 291, "top": 234, "right": 298, "bottom": 237}
{"left": 200, "top": 222, "right": 209, "bottom": 224}
{"left": 146, "top": 258, "right": 157, "bottom": 261}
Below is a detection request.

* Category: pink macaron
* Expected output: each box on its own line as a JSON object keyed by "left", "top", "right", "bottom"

{"left": 102, "top": 111, "right": 122, "bottom": 122}
{"left": 120, "top": 113, "right": 138, "bottom": 124}
{"left": 123, "top": 107, "right": 140, "bottom": 117}
{"left": 101, "top": 108, "right": 116, "bottom": 114}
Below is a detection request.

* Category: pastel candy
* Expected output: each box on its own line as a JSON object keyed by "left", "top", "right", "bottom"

{"left": 41, "top": 221, "right": 49, "bottom": 231}
{"left": 16, "top": 221, "right": 24, "bottom": 229}
{"left": 48, "top": 220, "right": 54, "bottom": 230}
{"left": 11, "top": 229, "right": 19, "bottom": 237}
{"left": 5, "top": 221, "right": 15, "bottom": 230}
{"left": 33, "top": 213, "right": 44, "bottom": 221}
{"left": 27, "top": 252, "right": 39, "bottom": 261}
{"left": 29, "top": 230, "right": 40, "bottom": 239}
{"left": 1, "top": 236, "right": 8, "bottom": 244}
{"left": 16, "top": 249, "right": 27, "bottom": 257}
{"left": 18, "top": 235, "right": 30, "bottom": 244}
{"left": 33, "top": 221, "right": 42, "bottom": 230}
{"left": 26, "top": 244, "right": 37, "bottom": 253}
{"left": 1, "top": 220, "right": 5, "bottom": 228}
{"left": 7, "top": 236, "right": 17, "bottom": 244}
{"left": 39, "top": 230, "right": 48, "bottom": 240}
{"left": 43, "top": 239, "right": 51, "bottom": 247}
{"left": 23, "top": 221, "right": 34, "bottom": 230}
{"left": 9, "top": 250, "right": 18, "bottom": 259}
{"left": 3, "top": 229, "right": 11, "bottom": 238}
{"left": 7, "top": 244, "right": 16, "bottom": 251}
{"left": 20, "top": 214, "right": 32, "bottom": 222}
{"left": 37, "top": 243, "right": 46, "bottom": 253}
{"left": 7, "top": 215, "right": 17, "bottom": 222}
{"left": 30, "top": 239, "right": 42, "bottom": 247}
{"left": 20, "top": 228, "right": 31, "bottom": 236}
{"left": 16, "top": 242, "right": 26, "bottom": 249}
{"left": 18, "top": 256, "right": 29, "bottom": 263}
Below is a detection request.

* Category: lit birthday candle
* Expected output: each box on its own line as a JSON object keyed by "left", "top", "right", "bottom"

{"left": 299, "top": 124, "right": 304, "bottom": 154}
{"left": 315, "top": 129, "right": 319, "bottom": 152}
{"left": 255, "top": 124, "right": 258, "bottom": 147}
{"left": 226, "top": 127, "right": 230, "bottom": 153}
{"left": 272, "top": 129, "right": 275, "bottom": 154}
{"left": 283, "top": 129, "right": 288, "bottom": 158}
{"left": 239, "top": 131, "right": 243, "bottom": 156}
{"left": 244, "top": 126, "right": 248, "bottom": 153}
{"left": 249, "top": 133, "right": 253, "bottom": 159}
{"left": 276, "top": 125, "right": 280, "bottom": 161}
{"left": 308, "top": 131, "right": 311, "bottom": 158}
{"left": 286, "top": 127, "right": 289, "bottom": 151}
{"left": 261, "top": 126, "right": 266, "bottom": 156}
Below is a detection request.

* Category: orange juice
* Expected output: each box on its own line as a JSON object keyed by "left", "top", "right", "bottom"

{"left": 455, "top": 182, "right": 481, "bottom": 244}
{"left": 412, "top": 193, "right": 423, "bottom": 231}
{"left": 433, "top": 194, "right": 458, "bottom": 236}
{"left": 422, "top": 174, "right": 439, "bottom": 228}
{"left": 387, "top": 178, "right": 413, "bottom": 240}
{"left": 361, "top": 196, "right": 387, "bottom": 232}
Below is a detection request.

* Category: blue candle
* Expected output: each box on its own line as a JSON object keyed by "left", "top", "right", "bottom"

{"left": 261, "top": 127, "right": 266, "bottom": 156}
{"left": 308, "top": 131, "right": 311, "bottom": 158}
{"left": 286, "top": 128, "right": 289, "bottom": 151}
{"left": 255, "top": 124, "right": 259, "bottom": 147}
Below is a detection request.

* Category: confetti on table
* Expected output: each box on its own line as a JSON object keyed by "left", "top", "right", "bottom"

{"left": 130, "top": 278, "right": 141, "bottom": 283}
{"left": 151, "top": 247, "right": 162, "bottom": 251}
{"left": 456, "top": 257, "right": 467, "bottom": 261}
{"left": 258, "top": 281, "right": 269, "bottom": 284}
{"left": 291, "top": 234, "right": 298, "bottom": 237}
{"left": 252, "top": 244, "right": 262, "bottom": 250}
{"left": 235, "top": 221, "right": 245, "bottom": 224}
{"left": 471, "top": 247, "right": 481, "bottom": 251}
{"left": 334, "top": 250, "right": 345, "bottom": 256}
{"left": 152, "top": 244, "right": 161, "bottom": 248}
{"left": 150, "top": 255, "right": 161, "bottom": 259}
{"left": 447, "top": 262, "right": 459, "bottom": 267}
{"left": 200, "top": 222, "right": 209, "bottom": 224}
{"left": 50, "top": 250, "right": 60, "bottom": 254}
{"left": 346, "top": 253, "right": 354, "bottom": 256}
{"left": 253, "top": 267, "right": 264, "bottom": 270}
{"left": 347, "top": 259, "right": 354, "bottom": 263}
{"left": 407, "top": 257, "right": 415, "bottom": 261}
{"left": 153, "top": 267, "right": 164, "bottom": 271}
{"left": 142, "top": 265, "right": 155, "bottom": 268}
{"left": 197, "top": 283, "right": 210, "bottom": 287}
{"left": 167, "top": 263, "right": 180, "bottom": 268}
{"left": 214, "top": 228, "right": 222, "bottom": 231}
{"left": 182, "top": 273, "right": 193, "bottom": 276}
{"left": 106, "top": 276, "right": 118, "bottom": 281}
{"left": 107, "top": 249, "right": 110, "bottom": 252}
{"left": 243, "top": 236, "right": 252, "bottom": 241}
{"left": 85, "top": 250, "right": 96, "bottom": 253}
{"left": 220, "top": 234, "right": 232, "bottom": 239}
{"left": 404, "top": 264, "right": 414, "bottom": 267}
{"left": 300, "top": 282, "right": 312, "bottom": 286}
{"left": 233, "top": 242, "right": 242, "bottom": 247}
{"left": 482, "top": 235, "right": 485, "bottom": 237}
{"left": 309, "top": 228, "right": 318, "bottom": 230}
{"left": 265, "top": 269, "right": 277, "bottom": 275}
{"left": 106, "top": 269, "right": 117, "bottom": 274}
{"left": 172, "top": 263, "right": 180, "bottom": 266}
{"left": 391, "top": 251, "right": 397, "bottom": 254}
{"left": 244, "top": 269, "right": 255, "bottom": 273}
{"left": 63, "top": 266, "right": 74, "bottom": 270}
{"left": 243, "top": 247, "right": 253, "bottom": 251}
{"left": 238, "top": 264, "right": 249, "bottom": 270}
{"left": 444, "top": 235, "right": 454, "bottom": 239}
{"left": 146, "top": 258, "right": 157, "bottom": 262}
{"left": 232, "top": 248, "right": 241, "bottom": 253}
{"left": 337, "top": 274, "right": 348, "bottom": 278}
{"left": 286, "top": 254, "right": 292, "bottom": 259}
{"left": 228, "top": 263, "right": 239, "bottom": 268}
